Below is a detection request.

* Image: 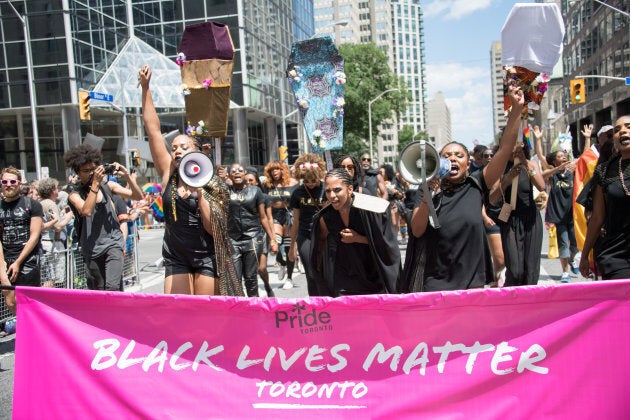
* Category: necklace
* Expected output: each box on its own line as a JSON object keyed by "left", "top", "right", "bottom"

{"left": 619, "top": 158, "right": 630, "bottom": 196}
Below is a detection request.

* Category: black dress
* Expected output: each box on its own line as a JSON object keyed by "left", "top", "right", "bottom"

{"left": 594, "top": 156, "right": 630, "bottom": 279}
{"left": 499, "top": 163, "right": 543, "bottom": 286}
{"left": 309, "top": 203, "right": 401, "bottom": 297}
{"left": 403, "top": 171, "right": 493, "bottom": 292}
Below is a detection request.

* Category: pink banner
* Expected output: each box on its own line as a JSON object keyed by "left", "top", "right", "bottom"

{"left": 14, "top": 281, "right": 630, "bottom": 418}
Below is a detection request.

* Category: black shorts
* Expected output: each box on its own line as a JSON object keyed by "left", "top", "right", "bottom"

{"left": 6, "top": 254, "right": 41, "bottom": 287}
{"left": 164, "top": 251, "right": 217, "bottom": 278}
{"left": 272, "top": 207, "right": 294, "bottom": 226}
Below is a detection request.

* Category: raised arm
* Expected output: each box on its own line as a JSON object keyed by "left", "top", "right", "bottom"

{"left": 483, "top": 84, "right": 524, "bottom": 188}
{"left": 139, "top": 65, "right": 172, "bottom": 187}
{"left": 580, "top": 124, "right": 593, "bottom": 154}
{"left": 533, "top": 125, "right": 552, "bottom": 170}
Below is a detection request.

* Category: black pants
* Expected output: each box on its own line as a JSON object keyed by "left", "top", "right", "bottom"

{"left": 231, "top": 237, "right": 263, "bottom": 297}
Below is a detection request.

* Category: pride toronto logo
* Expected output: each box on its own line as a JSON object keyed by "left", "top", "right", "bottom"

{"left": 275, "top": 303, "right": 333, "bottom": 334}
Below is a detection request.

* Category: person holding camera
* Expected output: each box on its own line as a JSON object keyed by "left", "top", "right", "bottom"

{"left": 64, "top": 144, "right": 143, "bottom": 291}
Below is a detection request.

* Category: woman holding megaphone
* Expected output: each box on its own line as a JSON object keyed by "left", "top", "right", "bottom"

{"left": 139, "top": 65, "right": 243, "bottom": 297}
{"left": 401, "top": 84, "right": 525, "bottom": 293}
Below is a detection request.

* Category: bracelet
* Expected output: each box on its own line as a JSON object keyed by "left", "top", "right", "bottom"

{"left": 90, "top": 188, "right": 99, "bottom": 193}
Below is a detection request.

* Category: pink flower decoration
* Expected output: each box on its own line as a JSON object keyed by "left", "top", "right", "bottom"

{"left": 175, "top": 52, "right": 186, "bottom": 67}
{"left": 202, "top": 79, "right": 213, "bottom": 89}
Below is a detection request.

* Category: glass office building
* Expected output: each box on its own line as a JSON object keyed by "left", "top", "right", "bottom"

{"left": 0, "top": 0, "right": 313, "bottom": 180}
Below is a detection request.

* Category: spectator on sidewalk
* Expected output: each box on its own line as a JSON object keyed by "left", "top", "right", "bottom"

{"left": 0, "top": 166, "right": 43, "bottom": 315}
{"left": 64, "top": 144, "right": 143, "bottom": 291}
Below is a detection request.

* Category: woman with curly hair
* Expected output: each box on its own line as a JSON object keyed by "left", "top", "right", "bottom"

{"left": 288, "top": 153, "right": 327, "bottom": 294}
{"left": 139, "top": 64, "right": 242, "bottom": 297}
{"left": 262, "top": 160, "right": 298, "bottom": 287}
{"left": 64, "top": 144, "right": 144, "bottom": 291}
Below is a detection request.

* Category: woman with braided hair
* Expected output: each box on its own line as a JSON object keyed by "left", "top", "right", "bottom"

{"left": 308, "top": 168, "right": 400, "bottom": 297}
{"left": 139, "top": 65, "right": 242, "bottom": 296}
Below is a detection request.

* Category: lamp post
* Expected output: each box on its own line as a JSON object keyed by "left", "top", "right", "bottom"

{"left": 7, "top": 1, "right": 41, "bottom": 179}
{"left": 368, "top": 88, "right": 399, "bottom": 165}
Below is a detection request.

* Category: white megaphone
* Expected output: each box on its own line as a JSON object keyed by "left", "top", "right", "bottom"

{"left": 398, "top": 140, "right": 450, "bottom": 229}
{"left": 398, "top": 140, "right": 451, "bottom": 185}
{"left": 178, "top": 151, "right": 214, "bottom": 188}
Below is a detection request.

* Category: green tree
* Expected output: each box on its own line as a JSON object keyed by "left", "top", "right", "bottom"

{"left": 397, "top": 125, "right": 429, "bottom": 154}
{"left": 336, "top": 43, "right": 409, "bottom": 157}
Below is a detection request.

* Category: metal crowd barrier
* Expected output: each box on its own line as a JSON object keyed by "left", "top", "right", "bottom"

{"left": 1, "top": 231, "right": 140, "bottom": 325}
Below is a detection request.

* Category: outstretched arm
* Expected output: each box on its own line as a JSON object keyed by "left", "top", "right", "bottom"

{"left": 483, "top": 84, "right": 524, "bottom": 188}
{"left": 139, "top": 65, "right": 172, "bottom": 187}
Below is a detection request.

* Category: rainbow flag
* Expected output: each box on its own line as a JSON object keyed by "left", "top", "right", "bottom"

{"left": 523, "top": 125, "right": 532, "bottom": 150}
{"left": 151, "top": 196, "right": 164, "bottom": 222}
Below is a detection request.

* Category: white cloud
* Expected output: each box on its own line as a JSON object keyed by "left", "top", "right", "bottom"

{"left": 426, "top": 62, "right": 495, "bottom": 148}
{"left": 423, "top": 0, "right": 496, "bottom": 20}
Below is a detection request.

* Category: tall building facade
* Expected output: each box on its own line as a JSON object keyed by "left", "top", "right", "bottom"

{"left": 490, "top": 41, "right": 507, "bottom": 138}
{"left": 0, "top": 0, "right": 313, "bottom": 180}
{"left": 426, "top": 91, "right": 451, "bottom": 150}
{"left": 561, "top": 0, "right": 630, "bottom": 154}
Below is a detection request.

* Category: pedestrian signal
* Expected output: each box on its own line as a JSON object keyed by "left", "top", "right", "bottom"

{"left": 279, "top": 146, "right": 288, "bottom": 161}
{"left": 570, "top": 79, "right": 585, "bottom": 104}
{"left": 78, "top": 90, "right": 91, "bottom": 120}
{"left": 130, "top": 149, "right": 141, "bottom": 167}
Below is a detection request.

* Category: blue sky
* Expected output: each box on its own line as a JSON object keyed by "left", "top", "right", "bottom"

{"left": 421, "top": 0, "right": 536, "bottom": 148}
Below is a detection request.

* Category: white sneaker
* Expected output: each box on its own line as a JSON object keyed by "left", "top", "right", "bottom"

{"left": 298, "top": 259, "right": 305, "bottom": 273}
{"left": 277, "top": 265, "right": 286, "bottom": 282}
{"left": 282, "top": 279, "right": 294, "bottom": 289}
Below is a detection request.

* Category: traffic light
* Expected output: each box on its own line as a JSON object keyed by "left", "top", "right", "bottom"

{"left": 570, "top": 79, "right": 586, "bottom": 104}
{"left": 279, "top": 146, "right": 288, "bottom": 161}
{"left": 130, "top": 149, "right": 141, "bottom": 167}
{"left": 78, "top": 90, "right": 91, "bottom": 120}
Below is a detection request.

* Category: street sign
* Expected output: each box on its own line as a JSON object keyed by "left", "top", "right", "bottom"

{"left": 89, "top": 91, "right": 113, "bottom": 102}
{"left": 626, "top": 77, "right": 630, "bottom": 85}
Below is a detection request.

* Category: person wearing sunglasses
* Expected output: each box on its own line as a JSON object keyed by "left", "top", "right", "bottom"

{"left": 358, "top": 153, "right": 388, "bottom": 199}
{"left": 139, "top": 64, "right": 243, "bottom": 297}
{"left": 227, "top": 164, "right": 277, "bottom": 297}
{"left": 0, "top": 166, "right": 44, "bottom": 315}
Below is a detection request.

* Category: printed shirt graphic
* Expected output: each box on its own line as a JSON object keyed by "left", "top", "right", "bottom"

{"left": 0, "top": 196, "right": 43, "bottom": 259}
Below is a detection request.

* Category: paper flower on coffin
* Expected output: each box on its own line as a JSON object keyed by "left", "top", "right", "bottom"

{"left": 175, "top": 52, "right": 186, "bottom": 67}
{"left": 178, "top": 22, "right": 235, "bottom": 138}
{"left": 287, "top": 36, "right": 345, "bottom": 153}
{"left": 503, "top": 66, "right": 549, "bottom": 119}
{"left": 186, "top": 120, "right": 208, "bottom": 137}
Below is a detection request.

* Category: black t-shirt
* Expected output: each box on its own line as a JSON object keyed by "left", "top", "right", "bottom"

{"left": 228, "top": 185, "right": 266, "bottom": 241}
{"left": 545, "top": 170, "right": 574, "bottom": 224}
{"left": 289, "top": 182, "right": 326, "bottom": 239}
{"left": 0, "top": 196, "right": 44, "bottom": 259}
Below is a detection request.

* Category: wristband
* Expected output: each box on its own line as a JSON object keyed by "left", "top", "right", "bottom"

{"left": 90, "top": 188, "right": 99, "bottom": 194}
